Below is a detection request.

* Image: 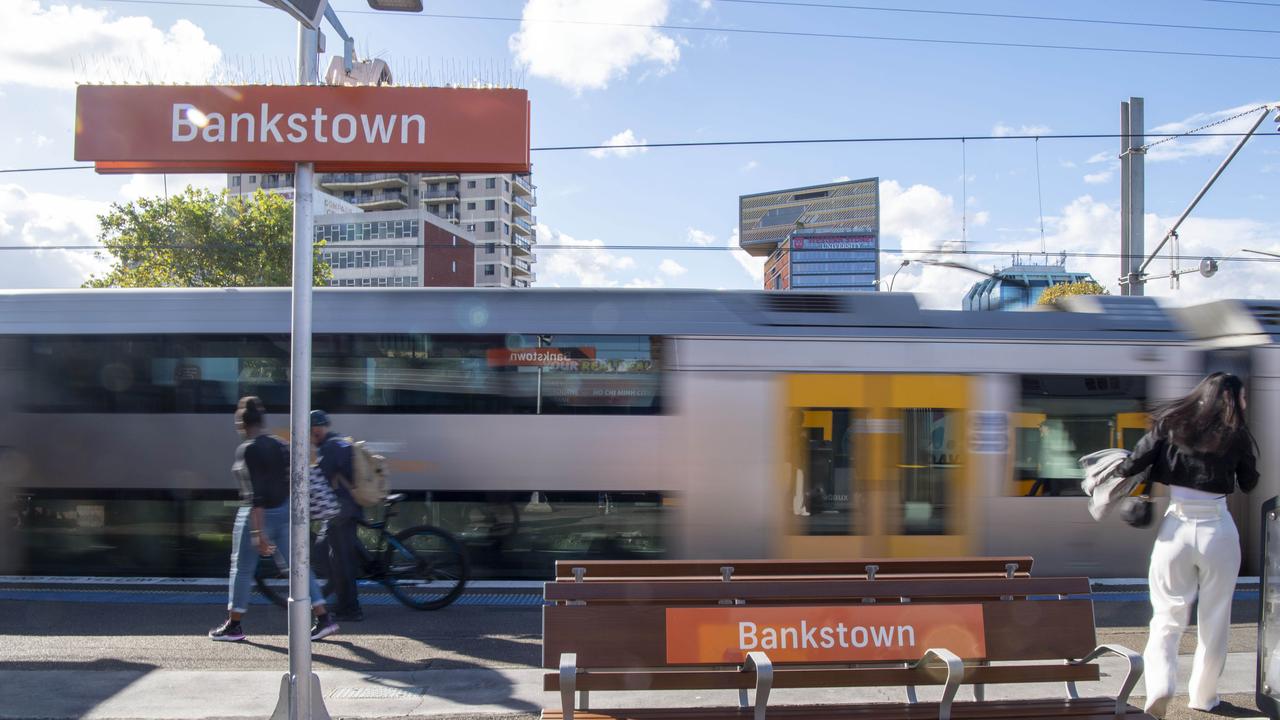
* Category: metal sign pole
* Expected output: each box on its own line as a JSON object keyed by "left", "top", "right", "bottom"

{"left": 272, "top": 19, "right": 328, "bottom": 720}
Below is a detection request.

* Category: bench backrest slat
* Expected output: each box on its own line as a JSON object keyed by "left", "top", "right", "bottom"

{"left": 553, "top": 557, "right": 1033, "bottom": 580}
{"left": 543, "top": 576, "right": 1087, "bottom": 603}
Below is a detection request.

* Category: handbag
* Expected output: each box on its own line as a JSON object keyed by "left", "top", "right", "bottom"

{"left": 308, "top": 465, "right": 341, "bottom": 521}
{"left": 1119, "top": 473, "right": 1155, "bottom": 528}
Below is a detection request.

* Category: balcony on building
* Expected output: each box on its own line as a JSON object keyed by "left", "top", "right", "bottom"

{"left": 513, "top": 216, "right": 534, "bottom": 235}
{"left": 354, "top": 190, "right": 411, "bottom": 211}
{"left": 513, "top": 257, "right": 533, "bottom": 274}
{"left": 512, "top": 235, "right": 533, "bottom": 255}
{"left": 318, "top": 173, "right": 411, "bottom": 192}
{"left": 423, "top": 187, "right": 460, "bottom": 202}
{"left": 421, "top": 172, "right": 460, "bottom": 183}
{"left": 512, "top": 195, "right": 534, "bottom": 215}
{"left": 259, "top": 174, "right": 292, "bottom": 190}
{"left": 512, "top": 174, "right": 535, "bottom": 197}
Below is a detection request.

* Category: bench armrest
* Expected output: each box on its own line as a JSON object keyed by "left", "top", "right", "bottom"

{"left": 738, "top": 651, "right": 773, "bottom": 720}
{"left": 1070, "top": 644, "right": 1143, "bottom": 716}
{"left": 913, "top": 648, "right": 965, "bottom": 720}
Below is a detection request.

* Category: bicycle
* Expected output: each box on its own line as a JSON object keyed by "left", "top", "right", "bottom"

{"left": 254, "top": 492, "right": 469, "bottom": 611}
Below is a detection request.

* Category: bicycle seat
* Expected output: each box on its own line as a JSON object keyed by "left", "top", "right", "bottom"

{"left": 384, "top": 492, "right": 407, "bottom": 505}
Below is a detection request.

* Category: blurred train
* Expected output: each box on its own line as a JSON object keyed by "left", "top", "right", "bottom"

{"left": 0, "top": 288, "right": 1276, "bottom": 579}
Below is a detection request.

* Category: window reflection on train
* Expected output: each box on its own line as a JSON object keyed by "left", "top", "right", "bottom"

{"left": 11, "top": 491, "right": 668, "bottom": 579}
{"left": 1013, "top": 375, "right": 1148, "bottom": 497}
{"left": 23, "top": 334, "right": 662, "bottom": 415}
{"left": 791, "top": 407, "right": 960, "bottom": 537}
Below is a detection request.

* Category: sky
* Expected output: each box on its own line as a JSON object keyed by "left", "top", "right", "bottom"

{"left": 3, "top": 0, "right": 1280, "bottom": 306}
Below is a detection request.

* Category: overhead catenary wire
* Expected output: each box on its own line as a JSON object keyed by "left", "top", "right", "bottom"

{"left": 85, "top": 0, "right": 1280, "bottom": 62}
{"left": 5, "top": 243, "right": 1280, "bottom": 263}
{"left": 4, "top": 130, "right": 1279, "bottom": 176}
{"left": 717, "top": 0, "right": 1280, "bottom": 36}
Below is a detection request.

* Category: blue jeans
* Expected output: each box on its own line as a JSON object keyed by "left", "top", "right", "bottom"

{"left": 228, "top": 504, "right": 323, "bottom": 613}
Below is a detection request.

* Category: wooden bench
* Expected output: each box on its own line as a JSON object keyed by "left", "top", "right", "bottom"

{"left": 541, "top": 559, "right": 1147, "bottom": 720}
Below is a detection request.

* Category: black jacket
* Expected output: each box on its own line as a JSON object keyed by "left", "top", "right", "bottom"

{"left": 1117, "top": 428, "right": 1259, "bottom": 496}
{"left": 317, "top": 432, "right": 361, "bottom": 519}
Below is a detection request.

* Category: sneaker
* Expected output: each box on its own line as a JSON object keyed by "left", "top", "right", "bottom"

{"left": 333, "top": 609, "right": 364, "bottom": 622}
{"left": 310, "top": 615, "right": 339, "bottom": 641}
{"left": 208, "top": 619, "right": 245, "bottom": 642}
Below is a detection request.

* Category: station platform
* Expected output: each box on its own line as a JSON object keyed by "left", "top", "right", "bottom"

{"left": 0, "top": 576, "right": 1267, "bottom": 720}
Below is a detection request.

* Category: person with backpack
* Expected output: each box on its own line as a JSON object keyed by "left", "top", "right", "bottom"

{"left": 210, "top": 397, "right": 338, "bottom": 642}
{"left": 311, "top": 410, "right": 363, "bottom": 621}
{"left": 1114, "top": 373, "right": 1258, "bottom": 717}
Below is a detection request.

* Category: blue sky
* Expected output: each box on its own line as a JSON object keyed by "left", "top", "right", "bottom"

{"left": 3, "top": 0, "right": 1279, "bottom": 304}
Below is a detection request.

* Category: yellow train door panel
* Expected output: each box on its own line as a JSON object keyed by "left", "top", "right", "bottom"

{"left": 781, "top": 374, "right": 975, "bottom": 560}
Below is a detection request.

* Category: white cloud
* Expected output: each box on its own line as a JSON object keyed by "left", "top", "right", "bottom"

{"left": 741, "top": 160, "right": 759, "bottom": 173}
{"left": 879, "top": 180, "right": 961, "bottom": 254}
{"left": 658, "top": 258, "right": 687, "bottom": 277}
{"left": 1, "top": 0, "right": 223, "bottom": 88}
{"left": 686, "top": 227, "right": 716, "bottom": 246}
{"left": 1083, "top": 169, "right": 1114, "bottom": 184}
{"left": 0, "top": 184, "right": 109, "bottom": 288}
{"left": 535, "top": 222, "right": 636, "bottom": 287}
{"left": 1086, "top": 151, "right": 1112, "bottom": 165}
{"left": 509, "top": 0, "right": 679, "bottom": 91}
{"left": 1147, "top": 103, "right": 1271, "bottom": 163}
{"left": 831, "top": 175, "right": 852, "bottom": 182}
{"left": 992, "top": 123, "right": 1052, "bottom": 137}
{"left": 625, "top": 277, "right": 665, "bottom": 288}
{"left": 728, "top": 227, "right": 764, "bottom": 283}
{"left": 588, "top": 129, "right": 648, "bottom": 159}
{"left": 972, "top": 211, "right": 990, "bottom": 227}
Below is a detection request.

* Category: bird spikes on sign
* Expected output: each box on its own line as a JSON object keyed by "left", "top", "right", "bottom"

{"left": 71, "top": 52, "right": 526, "bottom": 89}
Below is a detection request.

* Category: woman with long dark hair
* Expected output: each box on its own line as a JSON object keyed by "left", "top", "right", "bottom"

{"left": 1117, "top": 372, "right": 1259, "bottom": 717}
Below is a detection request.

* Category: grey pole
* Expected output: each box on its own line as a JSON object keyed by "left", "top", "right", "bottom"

{"left": 1128, "top": 98, "right": 1145, "bottom": 296}
{"left": 271, "top": 20, "right": 329, "bottom": 720}
{"left": 1119, "top": 101, "right": 1131, "bottom": 296}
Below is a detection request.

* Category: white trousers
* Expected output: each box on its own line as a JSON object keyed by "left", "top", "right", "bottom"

{"left": 1143, "top": 498, "right": 1240, "bottom": 715}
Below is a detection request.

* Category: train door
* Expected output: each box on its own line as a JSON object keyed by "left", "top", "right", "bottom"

{"left": 1114, "top": 412, "right": 1147, "bottom": 450}
{"left": 781, "top": 374, "right": 974, "bottom": 559}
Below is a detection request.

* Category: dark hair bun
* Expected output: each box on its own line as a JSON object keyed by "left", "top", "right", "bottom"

{"left": 236, "top": 396, "right": 266, "bottom": 427}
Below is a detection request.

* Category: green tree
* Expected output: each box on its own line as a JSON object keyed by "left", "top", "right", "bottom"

{"left": 85, "top": 188, "right": 331, "bottom": 288}
{"left": 1036, "top": 279, "right": 1110, "bottom": 306}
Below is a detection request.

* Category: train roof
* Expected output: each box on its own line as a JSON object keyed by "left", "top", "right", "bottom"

{"left": 1173, "top": 299, "right": 1280, "bottom": 347}
{"left": 0, "top": 287, "right": 1249, "bottom": 343}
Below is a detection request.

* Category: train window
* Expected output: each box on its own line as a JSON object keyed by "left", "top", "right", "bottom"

{"left": 790, "top": 409, "right": 859, "bottom": 536}
{"left": 1015, "top": 375, "right": 1148, "bottom": 497}
{"left": 21, "top": 334, "right": 663, "bottom": 416}
{"left": 898, "top": 409, "right": 959, "bottom": 535}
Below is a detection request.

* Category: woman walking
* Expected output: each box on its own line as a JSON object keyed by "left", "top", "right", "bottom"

{"left": 208, "top": 396, "right": 338, "bottom": 642}
{"left": 1117, "top": 373, "right": 1258, "bottom": 717}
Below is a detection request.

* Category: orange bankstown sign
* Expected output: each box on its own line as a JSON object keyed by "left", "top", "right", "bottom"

{"left": 486, "top": 347, "right": 597, "bottom": 368}
{"left": 74, "top": 85, "right": 530, "bottom": 174}
{"left": 665, "top": 604, "right": 986, "bottom": 665}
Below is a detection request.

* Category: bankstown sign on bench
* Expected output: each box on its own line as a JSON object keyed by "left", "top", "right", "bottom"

{"left": 665, "top": 604, "right": 986, "bottom": 664}
{"left": 74, "top": 85, "right": 530, "bottom": 174}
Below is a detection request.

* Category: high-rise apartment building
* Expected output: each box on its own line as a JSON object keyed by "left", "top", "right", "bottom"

{"left": 227, "top": 170, "right": 537, "bottom": 288}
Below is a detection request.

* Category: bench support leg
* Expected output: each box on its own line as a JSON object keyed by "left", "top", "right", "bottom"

{"left": 559, "top": 653, "right": 577, "bottom": 720}
{"left": 741, "top": 651, "right": 774, "bottom": 720}
{"left": 973, "top": 660, "right": 988, "bottom": 701}
{"left": 914, "top": 648, "right": 964, "bottom": 720}
{"left": 578, "top": 690, "right": 589, "bottom": 711}
{"left": 1071, "top": 644, "right": 1144, "bottom": 716}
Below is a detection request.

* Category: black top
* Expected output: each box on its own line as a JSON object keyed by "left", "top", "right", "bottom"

{"left": 316, "top": 432, "right": 360, "bottom": 518}
{"left": 233, "top": 434, "right": 289, "bottom": 509}
{"left": 1117, "top": 428, "right": 1259, "bottom": 496}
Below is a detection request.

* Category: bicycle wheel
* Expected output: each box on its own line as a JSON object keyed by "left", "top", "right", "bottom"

{"left": 253, "top": 554, "right": 288, "bottom": 609}
{"left": 384, "top": 525, "right": 469, "bottom": 610}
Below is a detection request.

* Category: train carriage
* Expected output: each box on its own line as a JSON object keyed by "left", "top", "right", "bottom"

{"left": 0, "top": 288, "right": 1273, "bottom": 579}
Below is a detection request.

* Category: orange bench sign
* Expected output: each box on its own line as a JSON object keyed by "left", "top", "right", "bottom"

{"left": 665, "top": 605, "right": 986, "bottom": 664}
